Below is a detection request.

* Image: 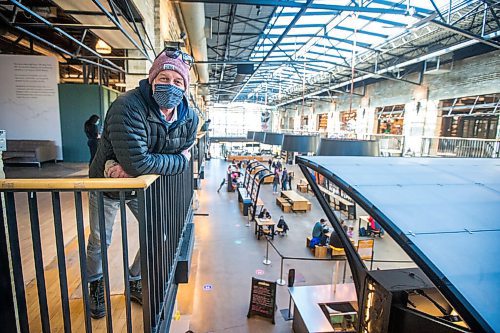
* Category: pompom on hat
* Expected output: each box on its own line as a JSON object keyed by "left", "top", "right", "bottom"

{"left": 148, "top": 51, "right": 190, "bottom": 90}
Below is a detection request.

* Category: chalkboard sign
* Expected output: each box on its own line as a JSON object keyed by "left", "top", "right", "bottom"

{"left": 247, "top": 277, "right": 276, "bottom": 324}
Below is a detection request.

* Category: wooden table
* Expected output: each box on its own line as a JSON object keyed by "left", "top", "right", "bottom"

{"left": 280, "top": 190, "right": 311, "bottom": 212}
{"left": 255, "top": 217, "right": 276, "bottom": 240}
{"left": 333, "top": 194, "right": 356, "bottom": 220}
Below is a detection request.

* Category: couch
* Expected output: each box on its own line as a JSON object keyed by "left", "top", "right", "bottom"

{"left": 3, "top": 140, "right": 57, "bottom": 167}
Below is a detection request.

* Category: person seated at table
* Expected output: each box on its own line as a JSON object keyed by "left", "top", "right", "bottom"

{"left": 329, "top": 230, "right": 343, "bottom": 248}
{"left": 312, "top": 218, "right": 328, "bottom": 238}
{"left": 347, "top": 226, "right": 354, "bottom": 239}
{"left": 258, "top": 208, "right": 271, "bottom": 219}
{"left": 276, "top": 216, "right": 289, "bottom": 235}
{"left": 310, "top": 219, "right": 329, "bottom": 248}
{"left": 231, "top": 172, "right": 240, "bottom": 190}
{"left": 319, "top": 228, "right": 330, "bottom": 246}
{"left": 368, "top": 216, "right": 384, "bottom": 237}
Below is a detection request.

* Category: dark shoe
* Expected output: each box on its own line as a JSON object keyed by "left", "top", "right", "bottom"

{"left": 89, "top": 278, "right": 105, "bottom": 319}
{"left": 129, "top": 279, "right": 142, "bottom": 305}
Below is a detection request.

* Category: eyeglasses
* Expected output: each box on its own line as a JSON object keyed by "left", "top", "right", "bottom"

{"left": 156, "top": 47, "right": 194, "bottom": 67}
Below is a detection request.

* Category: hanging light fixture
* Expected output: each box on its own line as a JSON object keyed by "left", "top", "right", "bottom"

{"left": 95, "top": 39, "right": 112, "bottom": 54}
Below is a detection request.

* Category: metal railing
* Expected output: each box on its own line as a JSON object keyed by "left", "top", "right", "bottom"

{"left": 420, "top": 137, "right": 500, "bottom": 158}
{"left": 363, "top": 134, "right": 405, "bottom": 156}
{"left": 0, "top": 165, "right": 194, "bottom": 332}
{"left": 364, "top": 134, "right": 500, "bottom": 158}
{"left": 194, "top": 133, "right": 207, "bottom": 188}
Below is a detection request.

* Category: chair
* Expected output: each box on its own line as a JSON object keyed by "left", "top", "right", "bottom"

{"left": 366, "top": 224, "right": 382, "bottom": 237}
{"left": 275, "top": 227, "right": 286, "bottom": 236}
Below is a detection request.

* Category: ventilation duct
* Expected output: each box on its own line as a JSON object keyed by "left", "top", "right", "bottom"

{"left": 179, "top": 3, "right": 209, "bottom": 94}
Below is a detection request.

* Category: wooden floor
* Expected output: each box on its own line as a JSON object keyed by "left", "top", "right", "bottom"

{"left": 25, "top": 233, "right": 144, "bottom": 332}
{"left": 11, "top": 188, "right": 144, "bottom": 332}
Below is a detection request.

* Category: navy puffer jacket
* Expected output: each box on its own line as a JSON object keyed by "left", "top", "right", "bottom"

{"left": 89, "top": 79, "right": 198, "bottom": 178}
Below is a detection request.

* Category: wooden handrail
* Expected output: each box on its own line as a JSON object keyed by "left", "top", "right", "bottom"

{"left": 0, "top": 175, "right": 159, "bottom": 191}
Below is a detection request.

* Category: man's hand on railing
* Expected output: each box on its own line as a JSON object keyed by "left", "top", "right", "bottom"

{"left": 106, "top": 163, "right": 132, "bottom": 178}
{"left": 181, "top": 149, "right": 191, "bottom": 161}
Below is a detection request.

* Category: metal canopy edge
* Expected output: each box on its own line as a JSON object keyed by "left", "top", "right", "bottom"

{"left": 296, "top": 156, "right": 500, "bottom": 333}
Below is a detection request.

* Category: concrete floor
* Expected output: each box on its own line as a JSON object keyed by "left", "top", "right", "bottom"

{"left": 177, "top": 158, "right": 415, "bottom": 333}
{"left": 3, "top": 159, "right": 415, "bottom": 333}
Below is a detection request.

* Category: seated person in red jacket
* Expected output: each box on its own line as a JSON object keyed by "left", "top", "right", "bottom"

{"left": 368, "top": 216, "right": 385, "bottom": 236}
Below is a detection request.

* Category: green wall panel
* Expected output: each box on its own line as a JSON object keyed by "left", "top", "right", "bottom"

{"left": 59, "top": 84, "right": 120, "bottom": 163}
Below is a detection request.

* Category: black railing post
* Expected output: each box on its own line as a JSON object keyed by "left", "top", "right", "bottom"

{"left": 138, "top": 189, "right": 152, "bottom": 332}
{"left": 97, "top": 192, "right": 113, "bottom": 333}
{"left": 119, "top": 193, "right": 132, "bottom": 333}
{"left": 27, "top": 192, "right": 51, "bottom": 333}
{"left": 5, "top": 192, "right": 29, "bottom": 333}
{"left": 51, "top": 192, "right": 72, "bottom": 333}
{"left": 74, "top": 192, "right": 92, "bottom": 333}
{"left": 0, "top": 194, "right": 18, "bottom": 333}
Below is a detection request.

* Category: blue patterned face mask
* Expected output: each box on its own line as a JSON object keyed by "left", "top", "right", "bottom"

{"left": 153, "top": 84, "right": 184, "bottom": 109}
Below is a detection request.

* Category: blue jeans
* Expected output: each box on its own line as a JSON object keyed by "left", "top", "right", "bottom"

{"left": 86, "top": 192, "right": 141, "bottom": 282}
{"left": 273, "top": 183, "right": 278, "bottom": 192}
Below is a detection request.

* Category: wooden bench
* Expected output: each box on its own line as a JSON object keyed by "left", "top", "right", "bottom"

{"left": 276, "top": 197, "right": 292, "bottom": 213}
{"left": 330, "top": 245, "right": 346, "bottom": 257}
{"left": 306, "top": 236, "right": 312, "bottom": 248}
{"left": 297, "top": 183, "right": 308, "bottom": 193}
{"left": 314, "top": 245, "right": 328, "bottom": 258}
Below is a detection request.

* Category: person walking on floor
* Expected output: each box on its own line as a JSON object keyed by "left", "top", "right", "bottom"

{"left": 217, "top": 177, "right": 226, "bottom": 192}
{"left": 272, "top": 171, "right": 280, "bottom": 194}
{"left": 84, "top": 114, "right": 101, "bottom": 166}
{"left": 86, "top": 47, "right": 198, "bottom": 319}
{"left": 281, "top": 168, "right": 288, "bottom": 191}
{"left": 288, "top": 171, "right": 293, "bottom": 191}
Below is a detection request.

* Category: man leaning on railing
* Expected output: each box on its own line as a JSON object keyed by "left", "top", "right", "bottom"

{"left": 86, "top": 48, "right": 198, "bottom": 319}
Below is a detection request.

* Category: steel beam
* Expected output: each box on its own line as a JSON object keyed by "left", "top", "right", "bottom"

{"left": 195, "top": 59, "right": 335, "bottom": 64}
{"left": 91, "top": 0, "right": 152, "bottom": 61}
{"left": 15, "top": 23, "right": 120, "bottom": 29}
{"left": 231, "top": 0, "right": 314, "bottom": 102}
{"left": 174, "top": 0, "right": 407, "bottom": 14}
{"left": 13, "top": 25, "right": 124, "bottom": 72}
{"left": 7, "top": 1, "right": 125, "bottom": 72}
{"left": 414, "top": 13, "right": 500, "bottom": 50}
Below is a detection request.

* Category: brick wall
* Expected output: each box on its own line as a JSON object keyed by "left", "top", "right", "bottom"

{"left": 280, "top": 50, "right": 500, "bottom": 139}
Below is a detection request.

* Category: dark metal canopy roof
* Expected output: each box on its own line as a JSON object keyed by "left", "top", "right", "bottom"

{"left": 282, "top": 133, "right": 319, "bottom": 152}
{"left": 263, "top": 132, "right": 284, "bottom": 145}
{"left": 186, "top": 0, "right": 500, "bottom": 106}
{"left": 297, "top": 156, "right": 500, "bottom": 333}
{"left": 317, "top": 138, "right": 379, "bottom": 156}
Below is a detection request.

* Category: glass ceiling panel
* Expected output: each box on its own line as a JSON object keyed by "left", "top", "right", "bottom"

{"left": 296, "top": 13, "right": 332, "bottom": 25}
{"left": 242, "top": 0, "right": 465, "bottom": 103}
{"left": 288, "top": 27, "right": 324, "bottom": 35}
{"left": 268, "top": 28, "right": 286, "bottom": 35}
{"left": 280, "top": 36, "right": 316, "bottom": 44}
